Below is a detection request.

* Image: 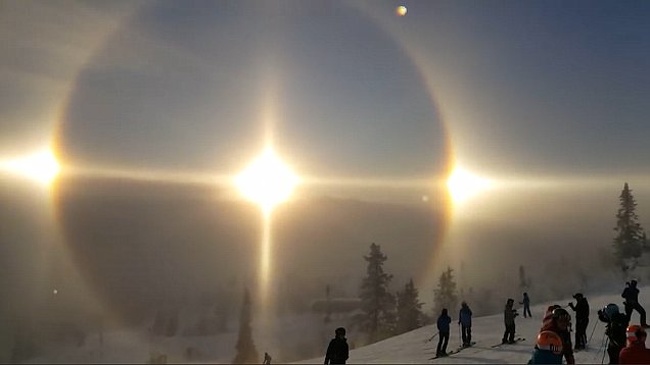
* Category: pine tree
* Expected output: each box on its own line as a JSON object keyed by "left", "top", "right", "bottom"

{"left": 613, "top": 183, "right": 647, "bottom": 274}
{"left": 232, "top": 288, "right": 258, "bottom": 364}
{"left": 395, "top": 278, "right": 424, "bottom": 334}
{"left": 359, "top": 243, "right": 396, "bottom": 342}
{"left": 433, "top": 267, "right": 458, "bottom": 315}
{"left": 518, "top": 265, "right": 531, "bottom": 291}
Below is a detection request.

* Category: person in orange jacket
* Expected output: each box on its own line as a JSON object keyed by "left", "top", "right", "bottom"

{"left": 619, "top": 324, "right": 650, "bottom": 364}
{"left": 540, "top": 307, "right": 575, "bottom": 364}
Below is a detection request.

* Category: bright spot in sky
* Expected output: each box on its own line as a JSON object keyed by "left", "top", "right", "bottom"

{"left": 0, "top": 148, "right": 60, "bottom": 187}
{"left": 235, "top": 148, "right": 299, "bottom": 213}
{"left": 446, "top": 167, "right": 493, "bottom": 205}
{"left": 396, "top": 5, "right": 408, "bottom": 16}
{"left": 53, "top": 289, "right": 58, "bottom": 295}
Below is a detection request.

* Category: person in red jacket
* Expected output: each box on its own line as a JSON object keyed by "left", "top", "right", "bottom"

{"left": 619, "top": 324, "right": 650, "bottom": 364}
{"left": 540, "top": 307, "right": 575, "bottom": 364}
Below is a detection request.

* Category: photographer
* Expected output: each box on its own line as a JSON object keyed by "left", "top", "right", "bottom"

{"left": 502, "top": 298, "right": 519, "bottom": 344}
{"left": 568, "top": 293, "right": 589, "bottom": 350}
{"left": 598, "top": 303, "right": 628, "bottom": 364}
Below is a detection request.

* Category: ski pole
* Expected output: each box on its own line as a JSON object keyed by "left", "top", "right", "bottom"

{"left": 459, "top": 324, "right": 462, "bottom": 345}
{"left": 601, "top": 337, "right": 608, "bottom": 365}
{"left": 588, "top": 320, "right": 599, "bottom": 345}
{"left": 427, "top": 332, "right": 439, "bottom": 342}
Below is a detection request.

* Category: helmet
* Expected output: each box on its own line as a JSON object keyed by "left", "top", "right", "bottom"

{"left": 335, "top": 327, "right": 346, "bottom": 336}
{"left": 604, "top": 303, "right": 620, "bottom": 319}
{"left": 537, "top": 331, "right": 563, "bottom": 355}
{"left": 552, "top": 308, "right": 571, "bottom": 322}
{"left": 627, "top": 325, "right": 647, "bottom": 344}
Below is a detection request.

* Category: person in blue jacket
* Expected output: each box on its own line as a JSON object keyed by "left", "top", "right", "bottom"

{"left": 436, "top": 308, "right": 452, "bottom": 357}
{"left": 458, "top": 302, "right": 473, "bottom": 347}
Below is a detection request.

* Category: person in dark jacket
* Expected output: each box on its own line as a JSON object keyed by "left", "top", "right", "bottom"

{"left": 622, "top": 280, "right": 649, "bottom": 327}
{"left": 520, "top": 292, "right": 532, "bottom": 318}
{"left": 324, "top": 327, "right": 349, "bottom": 364}
{"left": 568, "top": 293, "right": 590, "bottom": 350}
{"left": 458, "top": 302, "right": 473, "bottom": 347}
{"left": 598, "top": 303, "right": 629, "bottom": 364}
{"left": 540, "top": 307, "right": 575, "bottom": 364}
{"left": 436, "top": 308, "right": 452, "bottom": 357}
{"left": 502, "top": 298, "right": 518, "bottom": 344}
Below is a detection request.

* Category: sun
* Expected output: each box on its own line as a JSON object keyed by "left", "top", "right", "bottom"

{"left": 446, "top": 167, "right": 493, "bottom": 205}
{"left": 0, "top": 148, "right": 61, "bottom": 187}
{"left": 235, "top": 148, "right": 299, "bottom": 213}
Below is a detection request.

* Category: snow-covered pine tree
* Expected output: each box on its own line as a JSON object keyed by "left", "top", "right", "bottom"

{"left": 232, "top": 288, "right": 258, "bottom": 364}
{"left": 359, "top": 243, "right": 396, "bottom": 342}
{"left": 433, "top": 267, "right": 458, "bottom": 316}
{"left": 614, "top": 183, "right": 647, "bottom": 275}
{"left": 396, "top": 278, "right": 424, "bottom": 334}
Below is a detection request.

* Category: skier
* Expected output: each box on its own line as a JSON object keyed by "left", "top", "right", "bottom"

{"left": 520, "top": 292, "right": 532, "bottom": 318}
{"left": 324, "top": 327, "right": 349, "bottom": 364}
{"left": 502, "top": 298, "right": 519, "bottom": 344}
{"left": 598, "top": 303, "right": 629, "bottom": 364}
{"left": 622, "top": 280, "right": 649, "bottom": 327}
{"left": 436, "top": 308, "right": 452, "bottom": 357}
{"left": 458, "top": 302, "right": 473, "bottom": 347}
{"left": 540, "top": 307, "right": 575, "bottom": 364}
{"left": 568, "top": 292, "right": 590, "bottom": 350}
{"left": 619, "top": 324, "right": 650, "bottom": 364}
{"left": 528, "top": 330, "right": 564, "bottom": 364}
{"left": 263, "top": 352, "right": 272, "bottom": 364}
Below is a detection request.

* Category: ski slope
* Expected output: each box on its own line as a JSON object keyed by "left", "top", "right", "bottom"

{"left": 22, "top": 286, "right": 650, "bottom": 364}
{"left": 296, "top": 289, "right": 650, "bottom": 364}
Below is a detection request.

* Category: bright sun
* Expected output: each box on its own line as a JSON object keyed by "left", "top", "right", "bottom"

{"left": 0, "top": 148, "right": 60, "bottom": 187}
{"left": 235, "top": 148, "right": 299, "bottom": 213}
{"left": 446, "top": 167, "right": 492, "bottom": 204}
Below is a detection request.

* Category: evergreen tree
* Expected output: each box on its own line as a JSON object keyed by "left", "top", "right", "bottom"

{"left": 359, "top": 243, "right": 396, "bottom": 342}
{"left": 395, "top": 278, "right": 424, "bottom": 334}
{"left": 232, "top": 288, "right": 258, "bottom": 364}
{"left": 518, "top": 265, "right": 531, "bottom": 291}
{"left": 613, "top": 183, "right": 647, "bottom": 273}
{"left": 433, "top": 267, "right": 458, "bottom": 315}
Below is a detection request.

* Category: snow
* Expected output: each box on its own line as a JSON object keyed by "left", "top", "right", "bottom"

{"left": 21, "top": 286, "right": 650, "bottom": 364}
{"left": 296, "top": 289, "right": 650, "bottom": 364}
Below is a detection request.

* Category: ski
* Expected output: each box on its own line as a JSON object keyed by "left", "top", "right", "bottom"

{"left": 429, "top": 348, "right": 461, "bottom": 360}
{"left": 491, "top": 337, "right": 525, "bottom": 348}
{"left": 428, "top": 342, "right": 476, "bottom": 360}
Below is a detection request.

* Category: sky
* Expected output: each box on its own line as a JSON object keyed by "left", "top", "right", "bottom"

{"left": 2, "top": 0, "right": 650, "bottom": 361}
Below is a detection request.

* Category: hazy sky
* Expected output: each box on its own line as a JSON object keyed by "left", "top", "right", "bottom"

{"left": 2, "top": 0, "right": 650, "bottom": 338}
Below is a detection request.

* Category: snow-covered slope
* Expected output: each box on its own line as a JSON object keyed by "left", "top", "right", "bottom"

{"left": 297, "top": 288, "right": 650, "bottom": 364}
{"left": 22, "top": 286, "right": 650, "bottom": 364}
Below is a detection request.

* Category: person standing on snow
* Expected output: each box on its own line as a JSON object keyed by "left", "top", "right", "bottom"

{"left": 598, "top": 303, "right": 629, "bottom": 364}
{"left": 520, "top": 292, "right": 532, "bottom": 318}
{"left": 568, "top": 293, "right": 590, "bottom": 350}
{"left": 436, "top": 308, "right": 452, "bottom": 357}
{"left": 619, "top": 324, "right": 650, "bottom": 364}
{"left": 502, "top": 298, "right": 519, "bottom": 344}
{"left": 324, "top": 327, "right": 349, "bottom": 364}
{"left": 458, "top": 302, "right": 473, "bottom": 347}
{"left": 622, "top": 280, "right": 649, "bottom": 327}
{"left": 540, "top": 307, "right": 575, "bottom": 364}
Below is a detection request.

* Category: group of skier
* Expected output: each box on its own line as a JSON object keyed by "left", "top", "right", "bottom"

{"left": 529, "top": 279, "right": 650, "bottom": 364}
{"left": 431, "top": 301, "right": 474, "bottom": 357}
{"left": 322, "top": 279, "right": 650, "bottom": 364}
